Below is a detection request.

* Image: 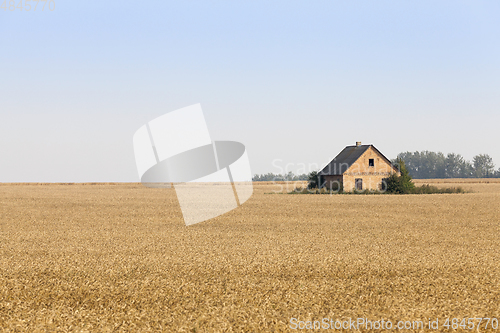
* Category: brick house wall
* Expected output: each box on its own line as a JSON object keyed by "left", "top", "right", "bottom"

{"left": 342, "top": 146, "right": 399, "bottom": 191}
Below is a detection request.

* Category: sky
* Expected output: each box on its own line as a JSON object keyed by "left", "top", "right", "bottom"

{"left": 1, "top": 0, "right": 500, "bottom": 182}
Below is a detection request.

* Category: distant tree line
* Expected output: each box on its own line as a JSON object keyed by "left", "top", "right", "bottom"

{"left": 396, "top": 151, "right": 499, "bottom": 179}
{"left": 252, "top": 172, "right": 309, "bottom": 182}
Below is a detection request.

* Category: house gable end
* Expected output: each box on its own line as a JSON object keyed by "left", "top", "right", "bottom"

{"left": 344, "top": 146, "right": 399, "bottom": 176}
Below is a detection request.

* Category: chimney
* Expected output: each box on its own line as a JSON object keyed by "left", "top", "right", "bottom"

{"left": 356, "top": 141, "right": 362, "bottom": 147}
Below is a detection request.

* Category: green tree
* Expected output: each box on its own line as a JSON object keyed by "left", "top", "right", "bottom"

{"left": 307, "top": 171, "right": 320, "bottom": 189}
{"left": 397, "top": 152, "right": 419, "bottom": 178}
{"left": 397, "top": 151, "right": 446, "bottom": 178}
{"left": 445, "top": 153, "right": 465, "bottom": 178}
{"left": 473, "top": 154, "right": 495, "bottom": 178}
{"left": 459, "top": 160, "right": 474, "bottom": 178}
{"left": 398, "top": 151, "right": 477, "bottom": 179}
{"left": 385, "top": 158, "right": 415, "bottom": 194}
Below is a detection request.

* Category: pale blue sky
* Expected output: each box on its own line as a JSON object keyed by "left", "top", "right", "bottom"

{"left": 1, "top": 1, "right": 500, "bottom": 181}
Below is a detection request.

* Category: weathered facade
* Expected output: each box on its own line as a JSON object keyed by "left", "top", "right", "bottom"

{"left": 319, "top": 142, "right": 400, "bottom": 192}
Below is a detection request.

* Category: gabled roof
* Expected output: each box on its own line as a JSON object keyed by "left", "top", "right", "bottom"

{"left": 319, "top": 144, "right": 395, "bottom": 176}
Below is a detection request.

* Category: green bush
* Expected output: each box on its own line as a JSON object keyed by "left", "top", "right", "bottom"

{"left": 384, "top": 158, "right": 416, "bottom": 194}
{"left": 412, "top": 184, "right": 466, "bottom": 194}
{"left": 307, "top": 171, "right": 320, "bottom": 189}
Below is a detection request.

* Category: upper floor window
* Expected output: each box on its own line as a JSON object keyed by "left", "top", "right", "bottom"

{"left": 369, "top": 159, "right": 374, "bottom": 167}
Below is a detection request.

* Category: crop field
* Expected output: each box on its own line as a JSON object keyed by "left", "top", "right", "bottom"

{"left": 1, "top": 181, "right": 500, "bottom": 332}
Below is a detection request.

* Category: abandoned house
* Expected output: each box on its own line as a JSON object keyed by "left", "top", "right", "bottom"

{"left": 318, "top": 142, "right": 400, "bottom": 191}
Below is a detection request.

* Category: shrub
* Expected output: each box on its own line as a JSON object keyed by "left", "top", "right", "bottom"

{"left": 307, "top": 171, "right": 320, "bottom": 189}
{"left": 384, "top": 158, "right": 415, "bottom": 194}
{"left": 412, "top": 184, "right": 466, "bottom": 194}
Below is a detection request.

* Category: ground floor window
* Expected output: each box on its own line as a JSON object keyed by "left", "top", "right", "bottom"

{"left": 355, "top": 178, "right": 363, "bottom": 190}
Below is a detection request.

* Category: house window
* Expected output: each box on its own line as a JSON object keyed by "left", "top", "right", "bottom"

{"left": 355, "top": 178, "right": 363, "bottom": 191}
{"left": 369, "top": 159, "right": 374, "bottom": 167}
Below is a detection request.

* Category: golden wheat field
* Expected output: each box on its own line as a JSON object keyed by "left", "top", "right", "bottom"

{"left": 1, "top": 180, "right": 500, "bottom": 332}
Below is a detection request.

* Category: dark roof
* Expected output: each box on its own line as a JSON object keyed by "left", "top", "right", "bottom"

{"left": 319, "top": 144, "right": 396, "bottom": 176}
{"left": 319, "top": 145, "right": 371, "bottom": 176}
